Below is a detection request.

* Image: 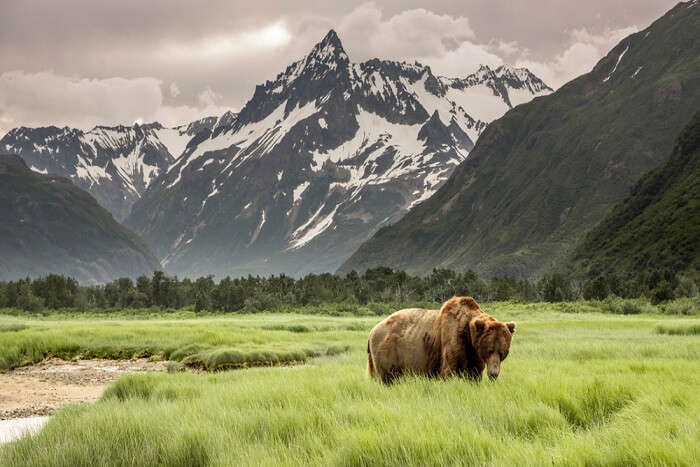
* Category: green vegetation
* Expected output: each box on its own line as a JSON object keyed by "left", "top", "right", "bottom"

{"left": 3, "top": 265, "right": 698, "bottom": 316}
{"left": 0, "top": 154, "right": 159, "bottom": 284}
{"left": 568, "top": 110, "right": 700, "bottom": 282}
{"left": 341, "top": 2, "right": 700, "bottom": 279}
{"left": 1, "top": 303, "right": 699, "bottom": 466}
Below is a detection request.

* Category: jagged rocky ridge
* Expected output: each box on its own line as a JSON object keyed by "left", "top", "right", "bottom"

{"left": 0, "top": 117, "right": 218, "bottom": 220}
{"left": 125, "top": 30, "right": 551, "bottom": 278}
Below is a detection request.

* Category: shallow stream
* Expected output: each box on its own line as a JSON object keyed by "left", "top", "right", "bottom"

{"left": 0, "top": 416, "right": 49, "bottom": 444}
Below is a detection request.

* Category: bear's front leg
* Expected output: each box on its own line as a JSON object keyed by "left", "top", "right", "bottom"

{"left": 465, "top": 362, "right": 484, "bottom": 380}
{"left": 439, "top": 348, "right": 463, "bottom": 378}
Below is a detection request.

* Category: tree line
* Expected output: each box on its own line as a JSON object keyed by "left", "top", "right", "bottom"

{"left": 0, "top": 267, "right": 696, "bottom": 313}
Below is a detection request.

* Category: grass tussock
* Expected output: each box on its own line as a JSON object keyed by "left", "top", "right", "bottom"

{"left": 0, "top": 323, "right": 27, "bottom": 332}
{"left": 544, "top": 381, "right": 634, "bottom": 429}
{"left": 656, "top": 323, "right": 700, "bottom": 336}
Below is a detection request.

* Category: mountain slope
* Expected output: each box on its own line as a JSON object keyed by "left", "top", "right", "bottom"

{"left": 126, "top": 30, "right": 551, "bottom": 278}
{"left": 0, "top": 117, "right": 218, "bottom": 220}
{"left": 340, "top": 1, "right": 700, "bottom": 278}
{"left": 0, "top": 155, "right": 160, "bottom": 283}
{"left": 566, "top": 110, "right": 700, "bottom": 278}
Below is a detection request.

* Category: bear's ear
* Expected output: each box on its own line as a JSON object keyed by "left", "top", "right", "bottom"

{"left": 460, "top": 297, "right": 480, "bottom": 310}
{"left": 440, "top": 297, "right": 461, "bottom": 315}
{"left": 472, "top": 318, "right": 487, "bottom": 334}
{"left": 506, "top": 322, "right": 516, "bottom": 334}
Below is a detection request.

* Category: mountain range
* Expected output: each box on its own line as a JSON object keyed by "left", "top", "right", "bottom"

{"left": 0, "top": 154, "right": 159, "bottom": 283}
{"left": 124, "top": 30, "right": 550, "bottom": 278}
{"left": 2, "top": 30, "right": 550, "bottom": 279}
{"left": 341, "top": 1, "right": 700, "bottom": 278}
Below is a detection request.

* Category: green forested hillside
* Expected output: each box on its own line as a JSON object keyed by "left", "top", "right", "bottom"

{"left": 340, "top": 2, "right": 700, "bottom": 278}
{"left": 567, "top": 110, "right": 700, "bottom": 279}
{"left": 0, "top": 155, "right": 160, "bottom": 283}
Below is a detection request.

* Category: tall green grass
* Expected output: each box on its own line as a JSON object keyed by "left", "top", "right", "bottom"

{"left": 0, "top": 313, "right": 374, "bottom": 371}
{"left": 1, "top": 304, "right": 699, "bottom": 465}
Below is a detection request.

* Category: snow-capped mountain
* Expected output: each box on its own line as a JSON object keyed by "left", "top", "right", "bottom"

{"left": 0, "top": 117, "right": 218, "bottom": 220}
{"left": 125, "top": 30, "right": 552, "bottom": 278}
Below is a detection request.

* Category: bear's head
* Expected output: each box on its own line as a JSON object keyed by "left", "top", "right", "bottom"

{"left": 469, "top": 317, "right": 515, "bottom": 380}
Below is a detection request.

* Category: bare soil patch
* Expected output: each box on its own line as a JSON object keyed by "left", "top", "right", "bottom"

{"left": 0, "top": 358, "right": 165, "bottom": 420}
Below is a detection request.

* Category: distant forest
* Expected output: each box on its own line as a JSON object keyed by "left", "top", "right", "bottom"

{"left": 1, "top": 267, "right": 696, "bottom": 313}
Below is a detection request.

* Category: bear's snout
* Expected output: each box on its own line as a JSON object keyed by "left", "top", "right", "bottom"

{"left": 486, "top": 354, "right": 501, "bottom": 381}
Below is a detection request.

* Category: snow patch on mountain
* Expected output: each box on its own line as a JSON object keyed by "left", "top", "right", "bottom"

{"left": 111, "top": 143, "right": 161, "bottom": 189}
{"left": 75, "top": 155, "right": 112, "bottom": 186}
{"left": 409, "top": 167, "right": 453, "bottom": 208}
{"left": 168, "top": 100, "right": 320, "bottom": 189}
{"left": 603, "top": 45, "right": 630, "bottom": 82}
{"left": 29, "top": 165, "right": 48, "bottom": 174}
{"left": 404, "top": 75, "right": 461, "bottom": 125}
{"left": 293, "top": 182, "right": 310, "bottom": 203}
{"left": 312, "top": 109, "right": 426, "bottom": 176}
{"left": 289, "top": 204, "right": 340, "bottom": 250}
{"left": 155, "top": 127, "right": 192, "bottom": 160}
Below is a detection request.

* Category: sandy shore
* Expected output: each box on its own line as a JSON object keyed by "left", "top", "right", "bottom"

{"left": 0, "top": 358, "right": 166, "bottom": 420}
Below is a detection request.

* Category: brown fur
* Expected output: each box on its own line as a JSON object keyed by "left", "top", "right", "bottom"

{"left": 367, "top": 296, "right": 515, "bottom": 383}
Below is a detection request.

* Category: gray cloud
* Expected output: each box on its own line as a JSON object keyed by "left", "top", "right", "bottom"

{"left": 0, "top": 71, "right": 230, "bottom": 131}
{"left": 0, "top": 0, "right": 677, "bottom": 134}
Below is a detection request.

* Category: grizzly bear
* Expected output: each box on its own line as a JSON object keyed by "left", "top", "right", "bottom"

{"left": 367, "top": 296, "right": 515, "bottom": 383}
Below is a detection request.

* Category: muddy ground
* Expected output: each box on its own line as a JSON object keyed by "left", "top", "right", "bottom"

{"left": 0, "top": 359, "right": 166, "bottom": 420}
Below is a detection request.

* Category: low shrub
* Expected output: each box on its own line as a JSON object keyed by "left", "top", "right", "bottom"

{"left": 661, "top": 297, "right": 700, "bottom": 315}
{"left": 597, "top": 297, "right": 658, "bottom": 315}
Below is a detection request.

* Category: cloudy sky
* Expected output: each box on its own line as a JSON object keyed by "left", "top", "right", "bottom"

{"left": 0, "top": 0, "right": 678, "bottom": 135}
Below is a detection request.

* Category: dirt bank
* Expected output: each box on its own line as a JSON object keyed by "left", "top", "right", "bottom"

{"left": 0, "top": 358, "right": 166, "bottom": 420}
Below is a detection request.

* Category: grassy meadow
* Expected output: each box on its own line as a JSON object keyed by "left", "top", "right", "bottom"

{"left": 1, "top": 301, "right": 699, "bottom": 466}
{"left": 0, "top": 312, "right": 370, "bottom": 372}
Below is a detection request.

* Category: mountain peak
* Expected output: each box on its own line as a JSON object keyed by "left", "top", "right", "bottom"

{"left": 319, "top": 29, "right": 343, "bottom": 50}
{"left": 418, "top": 110, "right": 450, "bottom": 146}
{"left": 307, "top": 29, "right": 349, "bottom": 64}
